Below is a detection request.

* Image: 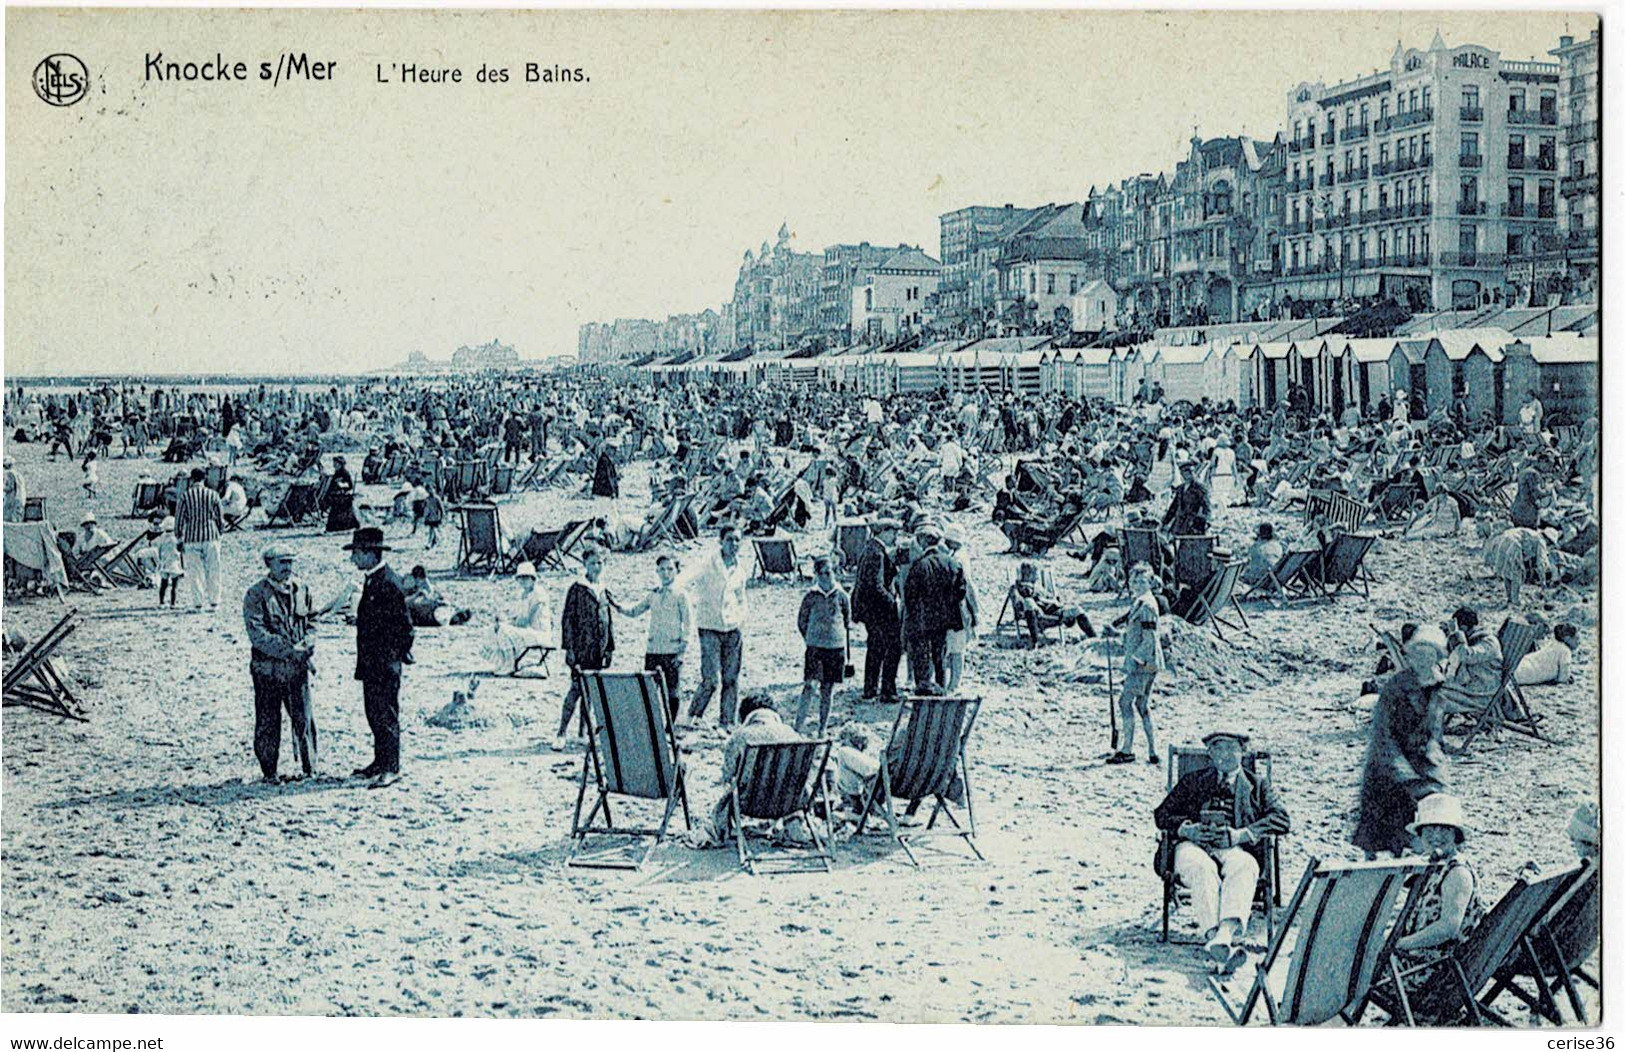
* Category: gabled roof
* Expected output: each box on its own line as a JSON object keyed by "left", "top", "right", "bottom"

{"left": 1256, "top": 341, "right": 1293, "bottom": 360}
{"left": 1392, "top": 340, "right": 1430, "bottom": 365}
{"left": 1156, "top": 344, "right": 1212, "bottom": 366}
{"left": 877, "top": 247, "right": 942, "bottom": 272}
{"left": 1418, "top": 327, "right": 1515, "bottom": 361}
{"left": 1075, "top": 279, "right": 1116, "bottom": 299}
{"left": 1344, "top": 338, "right": 1399, "bottom": 363}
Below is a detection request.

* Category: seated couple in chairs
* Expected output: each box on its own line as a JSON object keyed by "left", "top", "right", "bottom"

{"left": 1153, "top": 728, "right": 1289, "bottom": 973}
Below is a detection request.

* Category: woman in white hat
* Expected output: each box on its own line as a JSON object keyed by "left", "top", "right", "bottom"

{"left": 481, "top": 561, "right": 555, "bottom": 676}
{"left": 1390, "top": 793, "right": 1486, "bottom": 1012}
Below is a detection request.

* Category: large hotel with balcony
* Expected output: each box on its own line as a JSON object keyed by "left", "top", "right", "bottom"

{"left": 1269, "top": 32, "right": 1561, "bottom": 312}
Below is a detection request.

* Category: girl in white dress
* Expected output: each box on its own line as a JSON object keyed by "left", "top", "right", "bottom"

{"left": 482, "top": 562, "right": 556, "bottom": 674}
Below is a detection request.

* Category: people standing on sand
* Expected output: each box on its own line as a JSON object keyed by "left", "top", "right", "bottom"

{"left": 685, "top": 525, "right": 748, "bottom": 729}
{"left": 1152, "top": 729, "right": 1289, "bottom": 972}
{"left": 243, "top": 544, "right": 317, "bottom": 783}
{"left": 325, "top": 456, "right": 361, "bottom": 533}
{"left": 80, "top": 450, "right": 99, "bottom": 499}
{"left": 556, "top": 544, "right": 614, "bottom": 750}
{"left": 794, "top": 555, "right": 851, "bottom": 734}
{"left": 613, "top": 553, "right": 690, "bottom": 721}
{"left": 1351, "top": 625, "right": 1449, "bottom": 857}
{"left": 346, "top": 527, "right": 413, "bottom": 786}
{"left": 3, "top": 455, "right": 25, "bottom": 522}
{"left": 901, "top": 523, "right": 964, "bottom": 696}
{"left": 156, "top": 516, "right": 183, "bottom": 607}
{"left": 942, "top": 524, "right": 979, "bottom": 692}
{"left": 1107, "top": 562, "right": 1163, "bottom": 765}
{"left": 175, "top": 467, "right": 225, "bottom": 612}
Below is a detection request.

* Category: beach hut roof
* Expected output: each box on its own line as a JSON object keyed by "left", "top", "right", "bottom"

{"left": 1255, "top": 341, "right": 1293, "bottom": 360}
{"left": 1077, "top": 347, "right": 1119, "bottom": 366}
{"left": 1343, "top": 337, "right": 1398, "bottom": 363}
{"left": 1416, "top": 327, "right": 1515, "bottom": 362}
{"left": 1520, "top": 333, "right": 1599, "bottom": 365}
{"left": 1156, "top": 344, "right": 1211, "bottom": 366}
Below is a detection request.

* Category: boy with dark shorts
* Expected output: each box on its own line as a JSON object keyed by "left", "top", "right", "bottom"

{"left": 795, "top": 555, "right": 851, "bottom": 734}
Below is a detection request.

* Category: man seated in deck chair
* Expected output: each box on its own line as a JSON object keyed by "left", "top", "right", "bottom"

{"left": 1010, "top": 561, "right": 1094, "bottom": 647}
{"left": 689, "top": 693, "right": 805, "bottom": 849}
{"left": 221, "top": 471, "right": 250, "bottom": 526}
{"left": 1240, "top": 523, "right": 1284, "bottom": 587}
{"left": 1152, "top": 729, "right": 1289, "bottom": 973}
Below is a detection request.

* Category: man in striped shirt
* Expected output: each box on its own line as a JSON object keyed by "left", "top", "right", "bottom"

{"left": 175, "top": 467, "right": 225, "bottom": 611}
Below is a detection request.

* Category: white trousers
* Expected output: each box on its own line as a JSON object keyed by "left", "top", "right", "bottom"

{"left": 183, "top": 539, "right": 222, "bottom": 608}
{"left": 1174, "top": 840, "right": 1259, "bottom": 935}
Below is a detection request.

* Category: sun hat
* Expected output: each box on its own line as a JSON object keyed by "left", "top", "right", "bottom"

{"left": 1407, "top": 793, "right": 1469, "bottom": 840}
{"left": 1202, "top": 730, "right": 1250, "bottom": 747}
{"left": 80, "top": 512, "right": 97, "bottom": 525}
{"left": 515, "top": 561, "right": 538, "bottom": 578}
{"left": 261, "top": 543, "right": 296, "bottom": 563}
{"left": 943, "top": 523, "right": 966, "bottom": 547}
{"left": 160, "top": 516, "right": 175, "bottom": 531}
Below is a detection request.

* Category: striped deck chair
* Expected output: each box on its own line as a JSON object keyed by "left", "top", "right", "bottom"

{"left": 381, "top": 450, "right": 408, "bottom": 480}
{"left": 1211, "top": 857, "right": 1435, "bottom": 1026}
{"left": 454, "top": 503, "right": 508, "bottom": 576}
{"left": 1484, "top": 860, "right": 1598, "bottom": 1025}
{"left": 568, "top": 671, "right": 689, "bottom": 870}
{"left": 1301, "top": 488, "right": 1334, "bottom": 523}
{"left": 1160, "top": 746, "right": 1280, "bottom": 943}
{"left": 1177, "top": 560, "right": 1248, "bottom": 639}
{"left": 1314, "top": 532, "right": 1378, "bottom": 599}
{"left": 731, "top": 739, "right": 835, "bottom": 874}
{"left": 1447, "top": 617, "right": 1544, "bottom": 755}
{"left": 1326, "top": 493, "right": 1370, "bottom": 536}
{"left": 855, "top": 696, "right": 984, "bottom": 866}
{"left": 750, "top": 537, "right": 806, "bottom": 582}
{"left": 1364, "top": 866, "right": 1578, "bottom": 1026}
{"left": 1171, "top": 534, "right": 1216, "bottom": 591}
{"left": 260, "top": 480, "right": 321, "bottom": 528}
{"left": 553, "top": 520, "right": 594, "bottom": 566}
{"left": 56, "top": 536, "right": 115, "bottom": 592}
{"left": 2, "top": 610, "right": 86, "bottom": 721}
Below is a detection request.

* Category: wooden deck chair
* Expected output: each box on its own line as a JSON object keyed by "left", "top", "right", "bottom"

{"left": 1483, "top": 861, "right": 1598, "bottom": 1025}
{"left": 1120, "top": 526, "right": 1161, "bottom": 590}
{"left": 1160, "top": 746, "right": 1280, "bottom": 943}
{"left": 454, "top": 502, "right": 508, "bottom": 576}
{"left": 1447, "top": 618, "right": 1544, "bottom": 755}
{"left": 56, "top": 535, "right": 115, "bottom": 592}
{"left": 1301, "top": 488, "right": 1334, "bottom": 522}
{"left": 1327, "top": 493, "right": 1370, "bottom": 536}
{"left": 382, "top": 450, "right": 408, "bottom": 479}
{"left": 731, "top": 739, "right": 836, "bottom": 874}
{"left": 520, "top": 527, "right": 566, "bottom": 571}
{"left": 750, "top": 537, "right": 806, "bottom": 582}
{"left": 1171, "top": 534, "right": 1216, "bottom": 591}
{"left": 96, "top": 533, "right": 152, "bottom": 588}
{"left": 567, "top": 671, "right": 689, "bottom": 870}
{"left": 489, "top": 463, "right": 515, "bottom": 496}
{"left": 553, "top": 519, "right": 593, "bottom": 566}
{"left": 628, "top": 499, "right": 681, "bottom": 553}
{"left": 1364, "top": 866, "right": 1578, "bottom": 1026}
{"left": 261, "top": 480, "right": 320, "bottom": 528}
{"left": 855, "top": 696, "right": 984, "bottom": 866}
{"left": 2, "top": 610, "right": 87, "bottom": 721}
{"left": 511, "top": 644, "right": 554, "bottom": 678}
{"left": 1177, "top": 560, "right": 1249, "bottom": 639}
{"left": 1315, "top": 532, "right": 1378, "bottom": 598}
{"left": 129, "top": 479, "right": 165, "bottom": 517}
{"left": 1211, "top": 857, "right": 1434, "bottom": 1026}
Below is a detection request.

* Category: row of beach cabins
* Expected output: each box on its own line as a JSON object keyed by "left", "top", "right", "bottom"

{"left": 623, "top": 305, "right": 1598, "bottom": 427}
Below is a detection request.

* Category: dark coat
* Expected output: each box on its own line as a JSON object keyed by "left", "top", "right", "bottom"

{"left": 561, "top": 581, "right": 614, "bottom": 670}
{"left": 591, "top": 451, "right": 620, "bottom": 499}
{"left": 851, "top": 539, "right": 898, "bottom": 624}
{"left": 1162, "top": 479, "right": 1212, "bottom": 536}
{"left": 243, "top": 577, "right": 310, "bottom": 683}
{"left": 902, "top": 547, "right": 966, "bottom": 635}
{"left": 1153, "top": 765, "right": 1289, "bottom": 876}
{"left": 355, "top": 565, "right": 414, "bottom": 681}
{"left": 1352, "top": 669, "right": 1447, "bottom": 855}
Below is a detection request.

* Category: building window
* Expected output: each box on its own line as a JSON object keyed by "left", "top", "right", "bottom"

{"left": 1046, "top": 274, "right": 1055, "bottom": 295}
{"left": 1539, "top": 181, "right": 1555, "bottom": 216}
{"left": 1540, "top": 90, "right": 1557, "bottom": 118}
{"left": 1397, "top": 138, "right": 1408, "bottom": 162}
{"left": 1069, "top": 275, "right": 1079, "bottom": 295}
{"left": 1378, "top": 232, "right": 1388, "bottom": 261}
{"left": 1462, "top": 84, "right": 1479, "bottom": 108}
{"left": 1380, "top": 97, "right": 1390, "bottom": 121}
{"left": 1359, "top": 146, "right": 1369, "bottom": 169}
{"left": 1459, "top": 225, "right": 1477, "bottom": 256}
{"left": 1460, "top": 132, "right": 1478, "bottom": 159}
{"left": 1508, "top": 232, "right": 1524, "bottom": 256}
{"left": 1461, "top": 176, "right": 1478, "bottom": 203}
{"left": 1509, "top": 133, "right": 1525, "bottom": 164}
{"left": 1422, "top": 85, "right": 1432, "bottom": 111}
{"left": 1420, "top": 132, "right": 1431, "bottom": 158}
{"left": 1358, "top": 102, "right": 1369, "bottom": 126}
{"left": 1508, "top": 178, "right": 1524, "bottom": 211}
{"left": 1397, "top": 92, "right": 1408, "bottom": 114}
{"left": 1508, "top": 86, "right": 1525, "bottom": 112}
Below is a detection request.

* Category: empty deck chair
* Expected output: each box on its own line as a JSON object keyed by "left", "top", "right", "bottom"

{"left": 856, "top": 696, "right": 984, "bottom": 865}
{"left": 1301, "top": 488, "right": 1335, "bottom": 523}
{"left": 489, "top": 463, "right": 515, "bottom": 496}
{"left": 1364, "top": 866, "right": 1578, "bottom": 1026}
{"left": 1447, "top": 617, "right": 1544, "bottom": 755}
{"left": 731, "top": 739, "right": 835, "bottom": 874}
{"left": 567, "top": 671, "right": 689, "bottom": 870}
{"left": 1160, "top": 745, "right": 1281, "bottom": 943}
{"left": 1483, "top": 859, "right": 1598, "bottom": 1025}
{"left": 2, "top": 610, "right": 87, "bottom": 721}
{"left": 455, "top": 503, "right": 509, "bottom": 576}
{"left": 261, "top": 480, "right": 321, "bottom": 528}
{"left": 1314, "top": 532, "right": 1378, "bottom": 598}
{"left": 1176, "top": 560, "right": 1248, "bottom": 639}
{"left": 552, "top": 520, "right": 594, "bottom": 567}
{"left": 750, "top": 537, "right": 806, "bottom": 582}
{"left": 1210, "top": 857, "right": 1434, "bottom": 1026}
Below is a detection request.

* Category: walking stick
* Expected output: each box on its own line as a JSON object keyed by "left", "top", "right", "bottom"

{"left": 1106, "top": 636, "right": 1118, "bottom": 752}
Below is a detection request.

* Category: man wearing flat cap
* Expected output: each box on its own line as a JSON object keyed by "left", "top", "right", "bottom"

{"left": 852, "top": 518, "right": 903, "bottom": 702}
{"left": 346, "top": 527, "right": 414, "bottom": 785}
{"left": 242, "top": 544, "right": 317, "bottom": 783}
{"left": 901, "top": 522, "right": 966, "bottom": 696}
{"left": 1153, "top": 729, "right": 1289, "bottom": 970}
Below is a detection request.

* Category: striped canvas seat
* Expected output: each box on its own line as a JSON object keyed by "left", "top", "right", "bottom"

{"left": 568, "top": 672, "right": 689, "bottom": 870}
{"left": 731, "top": 740, "right": 835, "bottom": 874}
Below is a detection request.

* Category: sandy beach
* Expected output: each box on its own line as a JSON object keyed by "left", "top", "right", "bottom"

{"left": 1, "top": 433, "right": 1599, "bottom": 1022}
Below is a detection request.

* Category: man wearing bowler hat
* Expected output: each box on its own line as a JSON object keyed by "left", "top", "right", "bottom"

{"left": 1152, "top": 729, "right": 1289, "bottom": 972}
{"left": 345, "top": 527, "right": 413, "bottom": 786}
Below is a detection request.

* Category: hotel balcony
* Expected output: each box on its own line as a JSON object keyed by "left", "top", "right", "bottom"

{"left": 1507, "top": 155, "right": 1529, "bottom": 171}
{"left": 1561, "top": 172, "right": 1600, "bottom": 196}
{"left": 1457, "top": 200, "right": 1486, "bottom": 216}
{"left": 1501, "top": 202, "right": 1526, "bottom": 217}
{"left": 1343, "top": 165, "right": 1370, "bottom": 183}
{"left": 1438, "top": 251, "right": 1506, "bottom": 268}
{"left": 1507, "top": 108, "right": 1558, "bottom": 127}
{"left": 1459, "top": 153, "right": 1483, "bottom": 169}
{"left": 1339, "top": 123, "right": 1370, "bottom": 143}
{"left": 1377, "top": 107, "right": 1434, "bottom": 133}
{"left": 1459, "top": 105, "right": 1484, "bottom": 122}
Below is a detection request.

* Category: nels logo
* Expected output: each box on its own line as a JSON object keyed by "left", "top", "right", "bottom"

{"left": 33, "top": 53, "right": 88, "bottom": 107}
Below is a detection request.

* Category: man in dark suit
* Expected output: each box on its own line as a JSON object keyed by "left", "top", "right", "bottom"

{"left": 901, "top": 523, "right": 965, "bottom": 696}
{"left": 1153, "top": 730, "right": 1289, "bottom": 970}
{"left": 1162, "top": 457, "right": 1212, "bottom": 537}
{"left": 345, "top": 527, "right": 414, "bottom": 786}
{"left": 851, "top": 519, "right": 902, "bottom": 702}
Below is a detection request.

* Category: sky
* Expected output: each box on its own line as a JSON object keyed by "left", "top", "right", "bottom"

{"left": 5, "top": 8, "right": 1587, "bottom": 375}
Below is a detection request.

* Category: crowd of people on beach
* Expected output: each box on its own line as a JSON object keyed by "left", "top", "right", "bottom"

{"left": 2, "top": 367, "right": 1599, "bottom": 1020}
